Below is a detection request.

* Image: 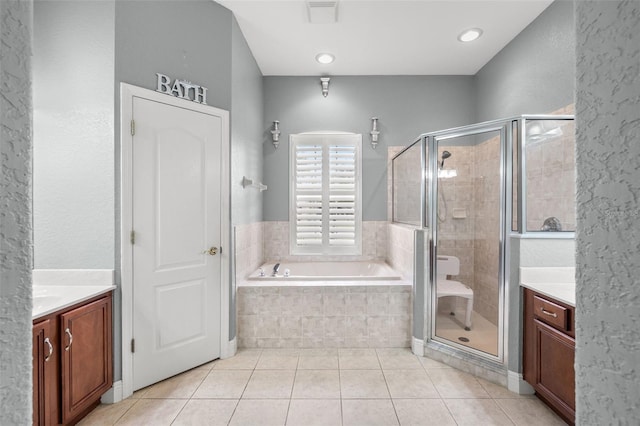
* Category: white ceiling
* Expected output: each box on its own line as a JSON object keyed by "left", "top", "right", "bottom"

{"left": 218, "top": 0, "right": 554, "bottom": 76}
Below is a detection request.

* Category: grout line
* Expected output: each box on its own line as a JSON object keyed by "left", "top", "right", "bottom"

{"left": 109, "top": 397, "right": 140, "bottom": 425}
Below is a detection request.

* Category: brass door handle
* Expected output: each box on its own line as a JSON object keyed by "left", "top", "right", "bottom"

{"left": 540, "top": 308, "right": 558, "bottom": 318}
{"left": 203, "top": 247, "right": 218, "bottom": 256}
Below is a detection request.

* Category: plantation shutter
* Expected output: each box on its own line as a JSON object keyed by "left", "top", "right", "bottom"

{"left": 294, "top": 144, "right": 323, "bottom": 247}
{"left": 329, "top": 145, "right": 357, "bottom": 246}
{"left": 290, "top": 134, "right": 361, "bottom": 255}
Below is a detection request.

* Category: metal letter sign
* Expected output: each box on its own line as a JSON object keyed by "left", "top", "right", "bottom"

{"left": 156, "top": 73, "right": 208, "bottom": 105}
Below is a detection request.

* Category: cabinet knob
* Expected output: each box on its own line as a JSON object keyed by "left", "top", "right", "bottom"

{"left": 64, "top": 328, "right": 73, "bottom": 351}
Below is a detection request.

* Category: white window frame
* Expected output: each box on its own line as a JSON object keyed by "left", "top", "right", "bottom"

{"left": 289, "top": 132, "right": 362, "bottom": 256}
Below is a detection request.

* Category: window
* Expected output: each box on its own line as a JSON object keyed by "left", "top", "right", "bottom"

{"left": 290, "top": 133, "right": 362, "bottom": 255}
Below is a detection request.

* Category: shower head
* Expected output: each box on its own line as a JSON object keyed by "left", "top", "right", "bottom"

{"left": 440, "top": 150, "right": 452, "bottom": 168}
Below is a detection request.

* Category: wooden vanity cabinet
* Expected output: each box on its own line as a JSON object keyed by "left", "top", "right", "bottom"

{"left": 33, "top": 292, "right": 113, "bottom": 426}
{"left": 523, "top": 288, "right": 575, "bottom": 425}
{"left": 33, "top": 318, "right": 56, "bottom": 426}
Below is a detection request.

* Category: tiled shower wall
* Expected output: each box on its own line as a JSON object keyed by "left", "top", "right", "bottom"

{"left": 472, "top": 138, "right": 501, "bottom": 325}
{"left": 436, "top": 139, "right": 501, "bottom": 326}
{"left": 525, "top": 104, "right": 576, "bottom": 231}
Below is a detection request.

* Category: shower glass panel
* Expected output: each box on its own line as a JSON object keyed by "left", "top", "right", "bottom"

{"left": 392, "top": 140, "right": 424, "bottom": 226}
{"left": 524, "top": 119, "right": 576, "bottom": 232}
{"left": 433, "top": 128, "right": 503, "bottom": 358}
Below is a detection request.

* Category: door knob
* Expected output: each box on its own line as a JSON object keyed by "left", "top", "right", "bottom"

{"left": 203, "top": 247, "right": 218, "bottom": 256}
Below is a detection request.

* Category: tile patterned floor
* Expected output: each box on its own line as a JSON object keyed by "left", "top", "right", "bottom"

{"left": 78, "top": 348, "right": 566, "bottom": 426}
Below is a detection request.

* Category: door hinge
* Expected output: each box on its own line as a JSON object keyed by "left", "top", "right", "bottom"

{"left": 130, "top": 230, "right": 136, "bottom": 245}
{"left": 131, "top": 339, "right": 135, "bottom": 353}
{"left": 130, "top": 119, "right": 135, "bottom": 136}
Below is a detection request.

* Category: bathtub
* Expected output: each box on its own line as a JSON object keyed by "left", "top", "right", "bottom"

{"left": 237, "top": 261, "right": 412, "bottom": 349}
{"left": 246, "top": 261, "right": 402, "bottom": 282}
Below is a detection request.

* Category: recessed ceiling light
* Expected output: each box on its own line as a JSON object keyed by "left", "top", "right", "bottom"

{"left": 315, "top": 53, "right": 335, "bottom": 64}
{"left": 458, "top": 28, "right": 483, "bottom": 43}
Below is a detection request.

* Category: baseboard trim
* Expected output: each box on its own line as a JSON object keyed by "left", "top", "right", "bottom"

{"left": 222, "top": 337, "right": 237, "bottom": 359}
{"left": 508, "top": 370, "right": 535, "bottom": 395}
{"left": 101, "top": 380, "right": 123, "bottom": 404}
{"left": 411, "top": 337, "right": 424, "bottom": 357}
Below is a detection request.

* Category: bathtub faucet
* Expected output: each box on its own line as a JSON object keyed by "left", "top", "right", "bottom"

{"left": 272, "top": 263, "right": 280, "bottom": 277}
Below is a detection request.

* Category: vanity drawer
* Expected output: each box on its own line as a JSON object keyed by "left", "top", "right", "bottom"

{"left": 533, "top": 295, "right": 569, "bottom": 331}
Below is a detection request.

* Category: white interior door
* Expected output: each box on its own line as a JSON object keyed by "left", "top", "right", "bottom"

{"left": 131, "top": 96, "right": 222, "bottom": 390}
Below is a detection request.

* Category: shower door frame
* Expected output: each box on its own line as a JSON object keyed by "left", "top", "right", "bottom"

{"left": 424, "top": 119, "right": 512, "bottom": 365}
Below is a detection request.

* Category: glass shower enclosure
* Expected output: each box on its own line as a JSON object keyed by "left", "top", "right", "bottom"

{"left": 392, "top": 115, "right": 575, "bottom": 365}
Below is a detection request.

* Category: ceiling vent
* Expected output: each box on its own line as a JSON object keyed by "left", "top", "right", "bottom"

{"left": 307, "top": 1, "right": 338, "bottom": 24}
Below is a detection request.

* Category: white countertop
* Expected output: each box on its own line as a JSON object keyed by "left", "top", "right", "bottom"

{"left": 33, "top": 285, "right": 116, "bottom": 320}
{"left": 520, "top": 267, "right": 575, "bottom": 306}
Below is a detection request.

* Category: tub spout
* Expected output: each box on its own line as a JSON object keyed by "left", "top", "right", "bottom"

{"left": 272, "top": 263, "right": 280, "bottom": 276}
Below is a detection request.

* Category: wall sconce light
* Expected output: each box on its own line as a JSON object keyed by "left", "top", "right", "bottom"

{"left": 370, "top": 117, "right": 380, "bottom": 149}
{"left": 320, "top": 77, "right": 330, "bottom": 97}
{"left": 271, "top": 120, "right": 281, "bottom": 148}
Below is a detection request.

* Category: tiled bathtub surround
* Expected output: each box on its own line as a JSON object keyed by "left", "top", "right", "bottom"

{"left": 387, "top": 223, "right": 416, "bottom": 280}
{"left": 237, "top": 284, "right": 412, "bottom": 349}
{"left": 234, "top": 222, "right": 264, "bottom": 282}
{"left": 262, "top": 221, "right": 388, "bottom": 263}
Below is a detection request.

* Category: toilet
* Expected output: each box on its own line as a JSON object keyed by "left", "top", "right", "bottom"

{"left": 436, "top": 255, "right": 474, "bottom": 330}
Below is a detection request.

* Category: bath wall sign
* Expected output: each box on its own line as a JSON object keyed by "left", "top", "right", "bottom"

{"left": 155, "top": 73, "right": 208, "bottom": 105}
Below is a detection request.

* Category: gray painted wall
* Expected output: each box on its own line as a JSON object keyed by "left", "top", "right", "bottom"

{"left": 231, "top": 18, "right": 264, "bottom": 227}
{"left": 263, "top": 76, "right": 476, "bottom": 221}
{"left": 0, "top": 0, "right": 33, "bottom": 423}
{"left": 575, "top": 0, "right": 640, "bottom": 423}
{"left": 33, "top": 0, "right": 115, "bottom": 269}
{"left": 230, "top": 16, "right": 264, "bottom": 339}
{"left": 474, "top": 0, "right": 575, "bottom": 121}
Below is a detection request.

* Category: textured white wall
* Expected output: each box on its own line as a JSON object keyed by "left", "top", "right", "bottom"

{"left": 0, "top": 0, "right": 33, "bottom": 424}
{"left": 575, "top": 0, "right": 640, "bottom": 423}
{"left": 33, "top": 0, "right": 115, "bottom": 269}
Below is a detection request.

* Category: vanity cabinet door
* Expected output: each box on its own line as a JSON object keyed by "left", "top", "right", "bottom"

{"left": 533, "top": 318, "right": 576, "bottom": 418}
{"left": 33, "top": 318, "right": 54, "bottom": 426}
{"left": 523, "top": 288, "right": 575, "bottom": 425}
{"left": 60, "top": 294, "right": 113, "bottom": 423}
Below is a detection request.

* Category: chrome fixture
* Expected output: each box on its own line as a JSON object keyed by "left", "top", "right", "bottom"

{"left": 271, "top": 120, "right": 281, "bottom": 148}
{"left": 242, "top": 176, "right": 267, "bottom": 192}
{"left": 258, "top": 268, "right": 265, "bottom": 277}
{"left": 370, "top": 117, "right": 380, "bottom": 149}
{"left": 541, "top": 217, "right": 562, "bottom": 231}
{"left": 320, "top": 77, "right": 330, "bottom": 97}
{"left": 526, "top": 121, "right": 563, "bottom": 142}
{"left": 272, "top": 263, "right": 281, "bottom": 277}
{"left": 440, "top": 150, "right": 452, "bottom": 168}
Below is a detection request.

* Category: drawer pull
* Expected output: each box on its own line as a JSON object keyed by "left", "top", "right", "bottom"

{"left": 44, "top": 337, "right": 53, "bottom": 362}
{"left": 541, "top": 308, "right": 558, "bottom": 318}
{"left": 65, "top": 328, "right": 73, "bottom": 351}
